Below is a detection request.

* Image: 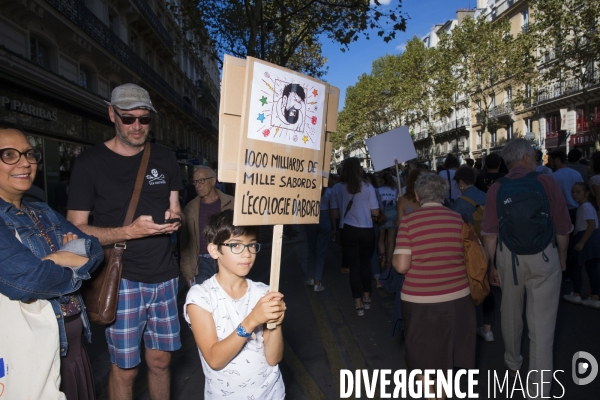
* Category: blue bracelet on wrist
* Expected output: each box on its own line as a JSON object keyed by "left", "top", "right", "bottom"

{"left": 236, "top": 324, "right": 252, "bottom": 338}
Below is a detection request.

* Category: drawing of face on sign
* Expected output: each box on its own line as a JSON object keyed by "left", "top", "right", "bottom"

{"left": 275, "top": 83, "right": 306, "bottom": 130}
{"left": 247, "top": 61, "right": 326, "bottom": 150}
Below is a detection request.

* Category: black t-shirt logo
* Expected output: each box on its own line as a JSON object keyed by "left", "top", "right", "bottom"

{"left": 146, "top": 168, "right": 166, "bottom": 185}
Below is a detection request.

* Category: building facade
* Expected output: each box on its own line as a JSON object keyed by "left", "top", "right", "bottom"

{"left": 0, "top": 0, "right": 220, "bottom": 209}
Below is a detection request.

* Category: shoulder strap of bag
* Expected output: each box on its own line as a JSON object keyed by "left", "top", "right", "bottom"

{"left": 459, "top": 195, "right": 477, "bottom": 207}
{"left": 344, "top": 194, "right": 356, "bottom": 218}
{"left": 446, "top": 169, "right": 452, "bottom": 199}
{"left": 117, "top": 144, "right": 151, "bottom": 245}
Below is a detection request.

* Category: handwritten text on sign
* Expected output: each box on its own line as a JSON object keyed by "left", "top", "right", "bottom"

{"left": 240, "top": 148, "right": 321, "bottom": 218}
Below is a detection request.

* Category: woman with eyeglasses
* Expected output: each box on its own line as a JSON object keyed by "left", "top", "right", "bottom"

{"left": 0, "top": 124, "right": 103, "bottom": 400}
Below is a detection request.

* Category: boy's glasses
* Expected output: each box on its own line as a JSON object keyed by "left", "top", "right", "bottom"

{"left": 219, "top": 242, "right": 261, "bottom": 254}
{"left": 113, "top": 107, "right": 152, "bottom": 125}
{"left": 0, "top": 148, "right": 43, "bottom": 165}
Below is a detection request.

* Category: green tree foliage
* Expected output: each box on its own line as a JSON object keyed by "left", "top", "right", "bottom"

{"left": 179, "top": 0, "right": 407, "bottom": 78}
{"left": 530, "top": 0, "right": 600, "bottom": 149}
{"left": 436, "top": 15, "right": 536, "bottom": 152}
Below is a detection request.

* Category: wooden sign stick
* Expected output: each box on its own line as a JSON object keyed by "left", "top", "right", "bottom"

{"left": 394, "top": 159, "right": 401, "bottom": 191}
{"left": 267, "top": 224, "right": 284, "bottom": 329}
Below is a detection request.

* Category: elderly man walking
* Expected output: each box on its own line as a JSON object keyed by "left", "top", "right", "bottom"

{"left": 482, "top": 139, "right": 572, "bottom": 398}
{"left": 180, "top": 166, "right": 234, "bottom": 287}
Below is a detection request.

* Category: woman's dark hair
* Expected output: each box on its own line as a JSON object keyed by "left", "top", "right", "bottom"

{"left": 381, "top": 171, "right": 395, "bottom": 189}
{"left": 340, "top": 157, "right": 365, "bottom": 195}
{"left": 444, "top": 153, "right": 460, "bottom": 169}
{"left": 572, "top": 182, "right": 598, "bottom": 211}
{"left": 405, "top": 168, "right": 426, "bottom": 202}
{"left": 204, "top": 209, "right": 260, "bottom": 248}
{"left": 591, "top": 152, "right": 600, "bottom": 175}
{"left": 453, "top": 165, "right": 477, "bottom": 186}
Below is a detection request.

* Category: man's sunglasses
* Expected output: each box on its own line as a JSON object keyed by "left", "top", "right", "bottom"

{"left": 113, "top": 107, "right": 152, "bottom": 125}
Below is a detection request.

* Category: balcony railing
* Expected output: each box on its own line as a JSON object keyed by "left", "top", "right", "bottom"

{"left": 46, "top": 0, "right": 217, "bottom": 137}
{"left": 490, "top": 102, "right": 513, "bottom": 118}
{"left": 196, "top": 80, "right": 218, "bottom": 110}
{"left": 433, "top": 117, "right": 470, "bottom": 135}
{"left": 131, "top": 0, "right": 174, "bottom": 50}
{"left": 537, "top": 73, "right": 600, "bottom": 104}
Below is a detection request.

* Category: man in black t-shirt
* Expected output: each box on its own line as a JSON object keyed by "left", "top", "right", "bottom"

{"left": 475, "top": 152, "right": 506, "bottom": 193}
{"left": 67, "top": 84, "right": 183, "bottom": 399}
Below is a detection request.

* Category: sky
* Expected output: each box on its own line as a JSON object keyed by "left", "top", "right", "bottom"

{"left": 320, "top": 0, "right": 477, "bottom": 111}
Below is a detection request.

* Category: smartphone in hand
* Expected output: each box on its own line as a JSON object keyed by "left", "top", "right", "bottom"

{"left": 160, "top": 218, "right": 181, "bottom": 224}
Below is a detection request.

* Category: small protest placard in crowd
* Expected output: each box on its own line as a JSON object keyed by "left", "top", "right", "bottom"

{"left": 365, "top": 126, "right": 417, "bottom": 171}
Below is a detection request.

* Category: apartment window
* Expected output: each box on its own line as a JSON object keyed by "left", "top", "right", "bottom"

{"left": 522, "top": 9, "right": 529, "bottom": 30}
{"left": 546, "top": 112, "right": 561, "bottom": 136}
{"left": 506, "top": 88, "right": 512, "bottom": 102}
{"left": 490, "top": 129, "right": 498, "bottom": 147}
{"left": 506, "top": 123, "right": 513, "bottom": 141}
{"left": 524, "top": 118, "right": 532, "bottom": 134}
{"left": 30, "top": 36, "right": 50, "bottom": 69}
{"left": 130, "top": 33, "right": 138, "bottom": 53}
{"left": 490, "top": 95, "right": 495, "bottom": 109}
{"left": 79, "top": 65, "right": 92, "bottom": 89}
{"left": 576, "top": 104, "right": 600, "bottom": 132}
{"left": 108, "top": 12, "right": 119, "bottom": 35}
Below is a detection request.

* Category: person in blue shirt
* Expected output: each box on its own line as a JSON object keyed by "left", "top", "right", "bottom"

{"left": 452, "top": 166, "right": 496, "bottom": 342}
{"left": 0, "top": 124, "right": 103, "bottom": 399}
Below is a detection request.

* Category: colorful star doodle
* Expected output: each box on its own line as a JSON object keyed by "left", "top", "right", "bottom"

{"left": 260, "top": 96, "right": 268, "bottom": 106}
{"left": 257, "top": 113, "right": 265, "bottom": 123}
{"left": 302, "top": 136, "right": 309, "bottom": 143}
{"left": 312, "top": 89, "right": 318, "bottom": 97}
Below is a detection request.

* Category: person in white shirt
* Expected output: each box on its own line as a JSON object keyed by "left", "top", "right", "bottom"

{"left": 549, "top": 149, "right": 583, "bottom": 221}
{"left": 438, "top": 153, "right": 461, "bottom": 204}
{"left": 562, "top": 183, "right": 600, "bottom": 309}
{"left": 184, "top": 210, "right": 286, "bottom": 399}
{"left": 330, "top": 158, "right": 380, "bottom": 316}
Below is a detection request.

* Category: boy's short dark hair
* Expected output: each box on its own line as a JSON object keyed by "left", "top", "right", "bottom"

{"left": 454, "top": 165, "right": 476, "bottom": 186}
{"left": 549, "top": 148, "right": 567, "bottom": 164}
{"left": 465, "top": 158, "right": 475, "bottom": 167}
{"left": 484, "top": 153, "right": 502, "bottom": 170}
{"left": 567, "top": 148, "right": 582, "bottom": 163}
{"left": 204, "top": 209, "right": 260, "bottom": 247}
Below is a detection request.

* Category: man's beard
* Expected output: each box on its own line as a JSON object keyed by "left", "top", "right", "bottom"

{"left": 115, "top": 125, "right": 149, "bottom": 148}
{"left": 284, "top": 107, "right": 300, "bottom": 124}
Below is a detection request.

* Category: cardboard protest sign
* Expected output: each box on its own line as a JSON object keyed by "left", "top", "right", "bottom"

{"left": 365, "top": 126, "right": 417, "bottom": 171}
{"left": 219, "top": 56, "right": 338, "bottom": 191}
{"left": 218, "top": 56, "right": 338, "bottom": 226}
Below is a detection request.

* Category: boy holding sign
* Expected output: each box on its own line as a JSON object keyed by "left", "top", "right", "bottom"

{"left": 184, "top": 209, "right": 286, "bottom": 399}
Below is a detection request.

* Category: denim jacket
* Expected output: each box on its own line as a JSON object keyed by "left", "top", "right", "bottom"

{"left": 0, "top": 198, "right": 104, "bottom": 356}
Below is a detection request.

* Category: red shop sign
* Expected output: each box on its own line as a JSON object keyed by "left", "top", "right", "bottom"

{"left": 569, "top": 132, "right": 595, "bottom": 147}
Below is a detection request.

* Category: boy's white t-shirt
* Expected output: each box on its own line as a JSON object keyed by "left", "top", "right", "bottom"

{"left": 574, "top": 202, "right": 599, "bottom": 235}
{"left": 184, "top": 276, "right": 285, "bottom": 399}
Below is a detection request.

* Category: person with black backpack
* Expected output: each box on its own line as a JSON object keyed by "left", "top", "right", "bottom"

{"left": 481, "top": 139, "right": 572, "bottom": 398}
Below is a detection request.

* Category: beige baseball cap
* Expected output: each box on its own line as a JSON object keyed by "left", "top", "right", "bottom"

{"left": 105, "top": 83, "right": 157, "bottom": 112}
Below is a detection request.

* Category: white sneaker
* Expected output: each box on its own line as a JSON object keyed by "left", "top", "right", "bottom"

{"left": 582, "top": 298, "right": 600, "bottom": 309}
{"left": 305, "top": 278, "right": 314, "bottom": 286}
{"left": 476, "top": 327, "right": 494, "bottom": 342}
{"left": 314, "top": 284, "right": 324, "bottom": 292}
{"left": 563, "top": 293, "right": 582, "bottom": 304}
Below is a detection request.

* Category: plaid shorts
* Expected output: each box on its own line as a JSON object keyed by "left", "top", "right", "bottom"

{"left": 106, "top": 277, "right": 181, "bottom": 368}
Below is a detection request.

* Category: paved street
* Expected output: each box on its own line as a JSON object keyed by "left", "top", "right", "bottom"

{"left": 85, "top": 228, "right": 600, "bottom": 399}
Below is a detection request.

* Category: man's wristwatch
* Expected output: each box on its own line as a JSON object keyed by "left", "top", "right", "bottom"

{"left": 236, "top": 324, "right": 255, "bottom": 339}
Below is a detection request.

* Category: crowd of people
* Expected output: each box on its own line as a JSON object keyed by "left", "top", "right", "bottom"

{"left": 2, "top": 82, "right": 599, "bottom": 400}
{"left": 324, "top": 140, "right": 599, "bottom": 398}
